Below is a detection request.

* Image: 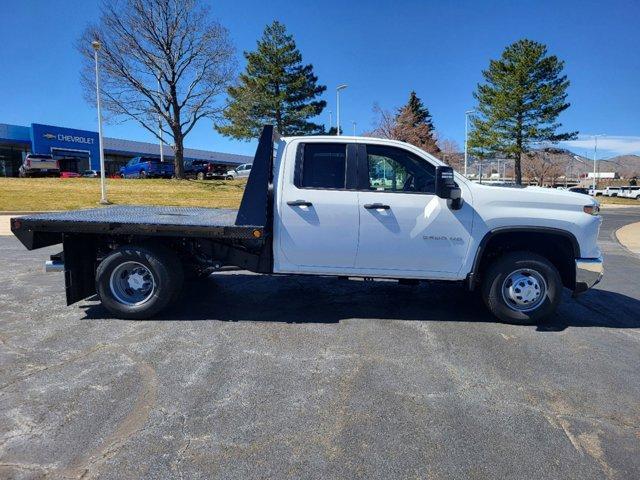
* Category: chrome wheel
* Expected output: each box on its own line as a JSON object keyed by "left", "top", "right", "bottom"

{"left": 109, "top": 261, "right": 156, "bottom": 306}
{"left": 501, "top": 268, "right": 547, "bottom": 312}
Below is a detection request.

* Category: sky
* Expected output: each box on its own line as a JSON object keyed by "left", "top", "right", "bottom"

{"left": 1, "top": 0, "right": 639, "bottom": 159}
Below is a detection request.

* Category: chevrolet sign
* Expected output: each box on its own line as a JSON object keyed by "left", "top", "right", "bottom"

{"left": 43, "top": 132, "right": 95, "bottom": 144}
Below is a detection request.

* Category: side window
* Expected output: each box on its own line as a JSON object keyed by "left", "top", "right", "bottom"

{"left": 297, "top": 143, "right": 347, "bottom": 189}
{"left": 365, "top": 145, "right": 435, "bottom": 193}
{"left": 246, "top": 165, "right": 252, "bottom": 171}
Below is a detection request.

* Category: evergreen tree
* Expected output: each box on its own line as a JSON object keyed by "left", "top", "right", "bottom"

{"left": 469, "top": 39, "right": 577, "bottom": 184}
{"left": 406, "top": 91, "right": 435, "bottom": 131}
{"left": 217, "top": 21, "right": 326, "bottom": 139}
{"left": 393, "top": 91, "right": 440, "bottom": 155}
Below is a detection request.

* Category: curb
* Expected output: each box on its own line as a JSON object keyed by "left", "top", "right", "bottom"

{"left": 615, "top": 222, "right": 640, "bottom": 258}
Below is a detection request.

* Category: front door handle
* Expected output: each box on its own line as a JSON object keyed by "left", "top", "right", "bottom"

{"left": 364, "top": 203, "right": 390, "bottom": 210}
{"left": 287, "top": 199, "right": 313, "bottom": 207}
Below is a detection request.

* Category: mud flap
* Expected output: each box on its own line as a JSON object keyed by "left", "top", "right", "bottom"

{"left": 63, "top": 234, "right": 97, "bottom": 305}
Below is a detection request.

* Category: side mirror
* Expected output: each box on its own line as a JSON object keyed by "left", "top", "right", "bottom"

{"left": 435, "top": 165, "right": 462, "bottom": 210}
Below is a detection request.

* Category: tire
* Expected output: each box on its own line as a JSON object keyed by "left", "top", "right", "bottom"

{"left": 139, "top": 170, "right": 147, "bottom": 179}
{"left": 95, "top": 244, "right": 184, "bottom": 319}
{"left": 481, "top": 251, "right": 562, "bottom": 324}
{"left": 225, "top": 175, "right": 233, "bottom": 180}
{"left": 196, "top": 172, "right": 205, "bottom": 181}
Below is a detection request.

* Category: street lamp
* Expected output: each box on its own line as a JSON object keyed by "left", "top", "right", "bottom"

{"left": 464, "top": 110, "right": 475, "bottom": 177}
{"left": 336, "top": 84, "right": 348, "bottom": 136}
{"left": 91, "top": 39, "right": 109, "bottom": 205}
{"left": 352, "top": 121, "right": 357, "bottom": 137}
{"left": 592, "top": 134, "right": 606, "bottom": 192}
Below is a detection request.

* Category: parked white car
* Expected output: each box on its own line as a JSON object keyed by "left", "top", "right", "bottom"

{"left": 225, "top": 163, "right": 253, "bottom": 179}
{"left": 619, "top": 186, "right": 640, "bottom": 199}
{"left": 602, "top": 186, "right": 622, "bottom": 197}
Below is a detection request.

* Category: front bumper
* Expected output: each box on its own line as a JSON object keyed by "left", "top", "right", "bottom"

{"left": 573, "top": 257, "right": 604, "bottom": 295}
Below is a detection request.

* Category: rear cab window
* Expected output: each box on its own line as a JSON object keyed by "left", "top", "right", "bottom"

{"left": 295, "top": 143, "right": 348, "bottom": 189}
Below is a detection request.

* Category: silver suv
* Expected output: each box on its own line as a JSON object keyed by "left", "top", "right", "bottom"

{"left": 225, "top": 163, "right": 252, "bottom": 180}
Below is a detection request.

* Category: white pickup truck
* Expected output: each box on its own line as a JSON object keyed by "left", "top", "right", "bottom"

{"left": 12, "top": 126, "right": 603, "bottom": 324}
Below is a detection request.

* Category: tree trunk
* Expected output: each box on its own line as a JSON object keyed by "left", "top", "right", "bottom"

{"left": 515, "top": 152, "right": 523, "bottom": 185}
{"left": 173, "top": 131, "right": 184, "bottom": 179}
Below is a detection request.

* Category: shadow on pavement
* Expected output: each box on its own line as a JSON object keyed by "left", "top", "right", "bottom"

{"left": 80, "top": 273, "right": 640, "bottom": 330}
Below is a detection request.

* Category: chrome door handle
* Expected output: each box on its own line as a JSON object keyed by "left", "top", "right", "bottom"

{"left": 287, "top": 199, "right": 313, "bottom": 207}
{"left": 364, "top": 203, "right": 390, "bottom": 210}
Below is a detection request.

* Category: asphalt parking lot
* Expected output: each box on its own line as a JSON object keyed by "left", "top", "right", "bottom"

{"left": 1, "top": 208, "right": 639, "bottom": 480}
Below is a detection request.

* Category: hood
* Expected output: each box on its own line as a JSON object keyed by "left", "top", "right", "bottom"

{"left": 467, "top": 182, "right": 598, "bottom": 212}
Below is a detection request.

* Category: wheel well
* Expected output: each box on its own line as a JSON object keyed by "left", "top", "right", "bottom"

{"left": 474, "top": 230, "right": 577, "bottom": 290}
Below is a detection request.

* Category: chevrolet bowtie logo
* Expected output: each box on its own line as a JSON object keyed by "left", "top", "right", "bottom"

{"left": 43, "top": 133, "right": 56, "bottom": 140}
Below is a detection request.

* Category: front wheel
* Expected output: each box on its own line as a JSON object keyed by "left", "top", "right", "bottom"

{"left": 225, "top": 175, "right": 233, "bottom": 180}
{"left": 96, "top": 244, "right": 184, "bottom": 319}
{"left": 481, "top": 251, "right": 562, "bottom": 324}
{"left": 196, "top": 172, "right": 205, "bottom": 180}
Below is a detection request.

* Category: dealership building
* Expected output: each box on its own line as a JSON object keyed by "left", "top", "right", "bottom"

{"left": 0, "top": 122, "right": 251, "bottom": 177}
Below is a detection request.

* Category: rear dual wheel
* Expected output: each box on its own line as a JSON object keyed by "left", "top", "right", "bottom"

{"left": 482, "top": 251, "right": 562, "bottom": 324}
{"left": 96, "top": 244, "right": 183, "bottom": 319}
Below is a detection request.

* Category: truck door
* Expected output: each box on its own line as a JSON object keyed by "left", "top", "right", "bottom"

{"left": 354, "top": 143, "right": 473, "bottom": 278}
{"left": 275, "top": 141, "right": 360, "bottom": 273}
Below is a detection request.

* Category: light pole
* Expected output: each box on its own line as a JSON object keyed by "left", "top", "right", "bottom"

{"left": 336, "top": 84, "right": 348, "bottom": 136}
{"left": 592, "top": 134, "right": 606, "bottom": 191}
{"left": 92, "top": 39, "right": 109, "bottom": 205}
{"left": 464, "top": 110, "right": 475, "bottom": 177}
{"left": 352, "top": 121, "right": 357, "bottom": 136}
{"left": 328, "top": 111, "right": 333, "bottom": 134}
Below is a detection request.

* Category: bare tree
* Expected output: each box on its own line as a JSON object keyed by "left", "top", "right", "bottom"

{"left": 78, "top": 0, "right": 236, "bottom": 178}
{"left": 438, "top": 138, "right": 463, "bottom": 170}
{"left": 524, "top": 150, "right": 563, "bottom": 186}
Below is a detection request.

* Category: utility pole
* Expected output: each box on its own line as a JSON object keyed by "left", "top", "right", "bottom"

{"left": 464, "top": 110, "right": 475, "bottom": 177}
{"left": 336, "top": 84, "right": 348, "bottom": 136}
{"left": 592, "top": 134, "right": 605, "bottom": 191}
{"left": 92, "top": 39, "right": 110, "bottom": 205}
{"left": 352, "top": 121, "right": 356, "bottom": 136}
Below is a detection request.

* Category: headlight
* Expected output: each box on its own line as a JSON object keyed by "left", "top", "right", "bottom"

{"left": 583, "top": 204, "right": 600, "bottom": 215}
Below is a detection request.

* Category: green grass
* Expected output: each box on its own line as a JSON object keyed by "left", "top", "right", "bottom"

{"left": 0, "top": 177, "right": 247, "bottom": 212}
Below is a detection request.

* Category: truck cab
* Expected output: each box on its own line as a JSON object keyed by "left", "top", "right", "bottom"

{"left": 12, "top": 126, "right": 603, "bottom": 324}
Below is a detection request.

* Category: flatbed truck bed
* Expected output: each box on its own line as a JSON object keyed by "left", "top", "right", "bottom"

{"left": 11, "top": 205, "right": 264, "bottom": 251}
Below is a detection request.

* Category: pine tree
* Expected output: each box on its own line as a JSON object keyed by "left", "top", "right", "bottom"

{"left": 469, "top": 39, "right": 577, "bottom": 184}
{"left": 393, "top": 91, "right": 440, "bottom": 155}
{"left": 406, "top": 91, "right": 435, "bottom": 131}
{"left": 217, "top": 21, "right": 326, "bottom": 139}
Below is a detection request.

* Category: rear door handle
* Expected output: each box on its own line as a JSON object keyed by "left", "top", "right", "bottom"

{"left": 287, "top": 199, "right": 313, "bottom": 207}
{"left": 364, "top": 203, "right": 390, "bottom": 210}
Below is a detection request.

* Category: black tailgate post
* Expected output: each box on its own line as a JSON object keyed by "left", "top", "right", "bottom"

{"left": 235, "top": 125, "right": 274, "bottom": 228}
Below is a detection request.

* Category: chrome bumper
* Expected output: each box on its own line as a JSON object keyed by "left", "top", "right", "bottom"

{"left": 573, "top": 257, "right": 603, "bottom": 295}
